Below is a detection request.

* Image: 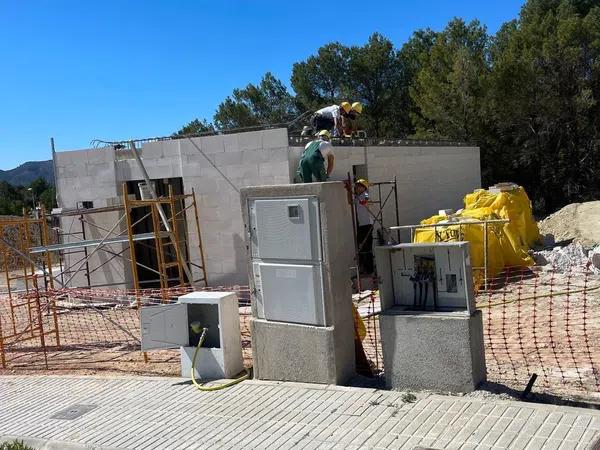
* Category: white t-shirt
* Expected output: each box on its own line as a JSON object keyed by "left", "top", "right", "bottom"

{"left": 315, "top": 105, "right": 341, "bottom": 120}
{"left": 304, "top": 139, "right": 334, "bottom": 169}
{"left": 355, "top": 191, "right": 374, "bottom": 226}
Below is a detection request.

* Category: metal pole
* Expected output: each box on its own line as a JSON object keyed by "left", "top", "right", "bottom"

{"left": 129, "top": 141, "right": 196, "bottom": 288}
{"left": 62, "top": 214, "right": 127, "bottom": 287}
{"left": 347, "top": 173, "right": 361, "bottom": 293}
{"left": 483, "top": 221, "right": 488, "bottom": 291}
{"left": 168, "top": 185, "right": 186, "bottom": 286}
{"left": 79, "top": 214, "right": 92, "bottom": 288}
{"left": 50, "top": 137, "right": 61, "bottom": 209}
{"left": 191, "top": 188, "right": 209, "bottom": 286}
{"left": 393, "top": 176, "right": 400, "bottom": 243}
{"left": 378, "top": 183, "right": 384, "bottom": 241}
{"left": 123, "top": 183, "right": 140, "bottom": 295}
{"left": 32, "top": 276, "right": 49, "bottom": 369}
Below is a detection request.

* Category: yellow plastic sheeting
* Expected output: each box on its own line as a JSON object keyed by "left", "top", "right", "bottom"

{"left": 414, "top": 216, "right": 507, "bottom": 286}
{"left": 352, "top": 303, "right": 367, "bottom": 341}
{"left": 463, "top": 187, "right": 540, "bottom": 247}
{"left": 414, "top": 186, "right": 539, "bottom": 284}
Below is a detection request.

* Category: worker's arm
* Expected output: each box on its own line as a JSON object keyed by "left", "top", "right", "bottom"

{"left": 327, "top": 154, "right": 335, "bottom": 176}
{"left": 334, "top": 117, "right": 344, "bottom": 137}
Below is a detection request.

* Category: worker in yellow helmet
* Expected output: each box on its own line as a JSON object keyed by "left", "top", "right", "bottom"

{"left": 294, "top": 130, "right": 335, "bottom": 183}
{"left": 342, "top": 102, "right": 363, "bottom": 137}
{"left": 310, "top": 102, "right": 352, "bottom": 137}
{"left": 354, "top": 178, "right": 374, "bottom": 274}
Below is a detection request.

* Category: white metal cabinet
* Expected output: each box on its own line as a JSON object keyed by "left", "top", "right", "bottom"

{"left": 248, "top": 196, "right": 326, "bottom": 326}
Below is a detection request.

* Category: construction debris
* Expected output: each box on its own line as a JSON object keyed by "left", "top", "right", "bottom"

{"left": 532, "top": 242, "right": 600, "bottom": 275}
{"left": 538, "top": 200, "right": 600, "bottom": 249}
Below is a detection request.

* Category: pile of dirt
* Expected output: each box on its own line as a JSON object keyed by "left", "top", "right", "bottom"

{"left": 538, "top": 201, "right": 600, "bottom": 249}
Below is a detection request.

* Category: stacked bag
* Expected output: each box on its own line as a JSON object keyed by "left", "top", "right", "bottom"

{"left": 414, "top": 183, "right": 541, "bottom": 287}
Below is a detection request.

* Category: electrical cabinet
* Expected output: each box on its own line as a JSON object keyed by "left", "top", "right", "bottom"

{"left": 140, "top": 291, "right": 244, "bottom": 379}
{"left": 248, "top": 196, "right": 326, "bottom": 326}
{"left": 375, "top": 242, "right": 475, "bottom": 314}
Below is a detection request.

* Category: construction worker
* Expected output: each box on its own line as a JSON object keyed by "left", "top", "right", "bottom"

{"left": 310, "top": 102, "right": 352, "bottom": 137}
{"left": 294, "top": 130, "right": 335, "bottom": 183}
{"left": 354, "top": 178, "right": 374, "bottom": 274}
{"left": 342, "top": 102, "right": 363, "bottom": 137}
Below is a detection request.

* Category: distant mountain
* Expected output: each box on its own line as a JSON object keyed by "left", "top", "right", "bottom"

{"left": 0, "top": 160, "right": 54, "bottom": 186}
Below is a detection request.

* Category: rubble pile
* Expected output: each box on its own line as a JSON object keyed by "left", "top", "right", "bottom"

{"left": 533, "top": 242, "right": 600, "bottom": 275}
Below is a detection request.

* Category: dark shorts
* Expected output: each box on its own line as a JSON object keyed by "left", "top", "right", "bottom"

{"left": 310, "top": 114, "right": 334, "bottom": 133}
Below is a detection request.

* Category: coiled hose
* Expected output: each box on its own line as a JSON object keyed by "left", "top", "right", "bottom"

{"left": 191, "top": 327, "right": 250, "bottom": 391}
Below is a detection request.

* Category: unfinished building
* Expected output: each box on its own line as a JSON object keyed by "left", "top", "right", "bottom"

{"left": 52, "top": 128, "right": 481, "bottom": 287}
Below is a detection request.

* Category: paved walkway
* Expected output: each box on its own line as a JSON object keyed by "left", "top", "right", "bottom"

{"left": 0, "top": 376, "right": 599, "bottom": 449}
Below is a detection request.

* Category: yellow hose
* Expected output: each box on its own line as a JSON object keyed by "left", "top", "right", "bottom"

{"left": 190, "top": 328, "right": 250, "bottom": 391}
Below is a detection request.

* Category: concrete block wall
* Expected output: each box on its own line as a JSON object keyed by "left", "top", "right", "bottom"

{"left": 366, "top": 146, "right": 481, "bottom": 229}
{"left": 54, "top": 148, "right": 128, "bottom": 288}
{"left": 289, "top": 144, "right": 481, "bottom": 235}
{"left": 138, "top": 128, "right": 290, "bottom": 286}
{"left": 55, "top": 130, "right": 480, "bottom": 288}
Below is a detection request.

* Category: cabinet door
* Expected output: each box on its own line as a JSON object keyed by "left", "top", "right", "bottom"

{"left": 250, "top": 197, "right": 321, "bottom": 262}
{"left": 140, "top": 304, "right": 189, "bottom": 351}
{"left": 258, "top": 262, "right": 326, "bottom": 326}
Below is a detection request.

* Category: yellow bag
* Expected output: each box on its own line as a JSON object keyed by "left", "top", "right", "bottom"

{"left": 352, "top": 303, "right": 367, "bottom": 341}
{"left": 414, "top": 185, "right": 538, "bottom": 287}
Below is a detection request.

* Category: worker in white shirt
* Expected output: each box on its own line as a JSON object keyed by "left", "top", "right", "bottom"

{"left": 310, "top": 102, "right": 352, "bottom": 137}
{"left": 294, "top": 130, "right": 335, "bottom": 183}
{"left": 354, "top": 179, "right": 374, "bottom": 274}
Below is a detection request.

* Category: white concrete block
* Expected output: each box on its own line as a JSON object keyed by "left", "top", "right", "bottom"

{"left": 223, "top": 133, "right": 240, "bottom": 152}
{"left": 240, "top": 149, "right": 271, "bottom": 165}
{"left": 258, "top": 161, "right": 288, "bottom": 177}
{"left": 201, "top": 135, "right": 225, "bottom": 153}
{"left": 214, "top": 151, "right": 245, "bottom": 167}
{"left": 179, "top": 137, "right": 203, "bottom": 156}
{"left": 225, "top": 164, "right": 260, "bottom": 179}
{"left": 261, "top": 128, "right": 288, "bottom": 149}
{"left": 237, "top": 131, "right": 263, "bottom": 151}
{"left": 267, "top": 148, "right": 290, "bottom": 162}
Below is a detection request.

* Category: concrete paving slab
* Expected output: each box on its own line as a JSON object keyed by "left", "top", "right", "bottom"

{"left": 0, "top": 376, "right": 599, "bottom": 449}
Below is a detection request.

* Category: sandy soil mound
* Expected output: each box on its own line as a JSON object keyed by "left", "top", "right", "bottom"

{"left": 538, "top": 201, "right": 600, "bottom": 248}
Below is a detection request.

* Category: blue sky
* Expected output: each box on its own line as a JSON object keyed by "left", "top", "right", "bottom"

{"left": 0, "top": 0, "right": 524, "bottom": 170}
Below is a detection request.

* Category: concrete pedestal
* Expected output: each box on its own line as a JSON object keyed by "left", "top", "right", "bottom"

{"left": 251, "top": 318, "right": 354, "bottom": 384}
{"left": 241, "top": 182, "right": 356, "bottom": 385}
{"left": 380, "top": 309, "right": 486, "bottom": 393}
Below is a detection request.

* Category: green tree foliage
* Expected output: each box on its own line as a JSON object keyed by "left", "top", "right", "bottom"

{"left": 487, "top": 0, "right": 600, "bottom": 212}
{"left": 345, "top": 34, "right": 408, "bottom": 137}
{"left": 291, "top": 42, "right": 349, "bottom": 110}
{"left": 213, "top": 72, "right": 298, "bottom": 129}
{"left": 292, "top": 34, "right": 413, "bottom": 137}
{"left": 0, "top": 178, "right": 55, "bottom": 215}
{"left": 175, "top": 0, "right": 600, "bottom": 214}
{"left": 173, "top": 119, "right": 214, "bottom": 137}
{"left": 410, "top": 19, "right": 490, "bottom": 141}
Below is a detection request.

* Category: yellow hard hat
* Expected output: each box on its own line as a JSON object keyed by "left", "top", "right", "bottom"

{"left": 356, "top": 178, "right": 369, "bottom": 188}
{"left": 340, "top": 101, "right": 351, "bottom": 113}
{"left": 317, "top": 129, "right": 331, "bottom": 140}
{"left": 351, "top": 102, "right": 363, "bottom": 114}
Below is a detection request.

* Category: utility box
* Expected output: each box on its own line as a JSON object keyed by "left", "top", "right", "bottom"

{"left": 375, "top": 242, "right": 486, "bottom": 393}
{"left": 375, "top": 242, "right": 475, "bottom": 314}
{"left": 241, "top": 182, "right": 356, "bottom": 385}
{"left": 140, "top": 291, "right": 244, "bottom": 380}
